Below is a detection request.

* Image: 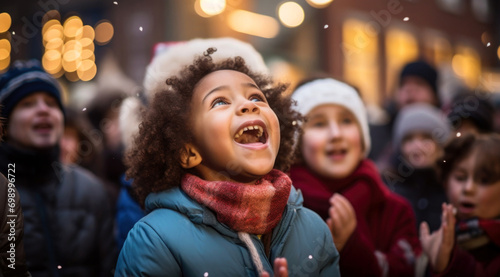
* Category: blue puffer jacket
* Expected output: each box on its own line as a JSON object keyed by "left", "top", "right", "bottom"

{"left": 115, "top": 186, "right": 340, "bottom": 276}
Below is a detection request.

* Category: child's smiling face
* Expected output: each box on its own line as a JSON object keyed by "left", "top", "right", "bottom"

{"left": 301, "top": 104, "right": 363, "bottom": 179}
{"left": 186, "top": 70, "right": 280, "bottom": 184}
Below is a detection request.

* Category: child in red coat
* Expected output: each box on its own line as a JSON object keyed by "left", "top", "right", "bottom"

{"left": 289, "top": 78, "right": 421, "bottom": 276}
{"left": 420, "top": 133, "right": 500, "bottom": 276}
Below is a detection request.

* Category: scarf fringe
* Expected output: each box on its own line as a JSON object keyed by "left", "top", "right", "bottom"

{"left": 238, "top": 232, "right": 264, "bottom": 275}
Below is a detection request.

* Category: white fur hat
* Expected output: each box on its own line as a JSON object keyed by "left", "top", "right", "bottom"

{"left": 119, "top": 37, "right": 268, "bottom": 150}
{"left": 291, "top": 78, "right": 371, "bottom": 157}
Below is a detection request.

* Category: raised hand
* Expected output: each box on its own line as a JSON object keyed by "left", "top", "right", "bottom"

{"left": 326, "top": 193, "right": 357, "bottom": 251}
{"left": 419, "top": 203, "right": 456, "bottom": 273}
{"left": 260, "top": 257, "right": 288, "bottom": 277}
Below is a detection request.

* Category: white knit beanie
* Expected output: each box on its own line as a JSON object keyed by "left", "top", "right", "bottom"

{"left": 291, "top": 78, "right": 371, "bottom": 157}
{"left": 119, "top": 37, "right": 269, "bottom": 151}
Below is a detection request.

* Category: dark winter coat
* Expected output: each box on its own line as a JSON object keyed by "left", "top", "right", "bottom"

{"left": 0, "top": 143, "right": 116, "bottom": 277}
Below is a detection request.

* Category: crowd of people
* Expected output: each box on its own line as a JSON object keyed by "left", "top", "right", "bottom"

{"left": 1, "top": 37, "right": 499, "bottom": 277}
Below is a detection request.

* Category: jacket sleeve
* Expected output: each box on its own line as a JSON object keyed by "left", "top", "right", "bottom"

{"left": 339, "top": 198, "right": 421, "bottom": 277}
{"left": 114, "top": 221, "right": 181, "bottom": 277}
{"left": 432, "top": 245, "right": 500, "bottom": 277}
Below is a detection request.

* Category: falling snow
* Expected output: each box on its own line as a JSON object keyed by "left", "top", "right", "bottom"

{"left": 82, "top": 108, "right": 87, "bottom": 111}
{"left": 204, "top": 273, "right": 209, "bottom": 277}
{"left": 403, "top": 17, "right": 409, "bottom": 21}
{"left": 487, "top": 42, "right": 491, "bottom": 47}
{"left": 308, "top": 255, "right": 313, "bottom": 259}
{"left": 324, "top": 24, "right": 329, "bottom": 29}
{"left": 456, "top": 132, "right": 461, "bottom": 137}
{"left": 139, "top": 26, "right": 143, "bottom": 31}
{"left": 113, "top": 1, "right": 118, "bottom": 4}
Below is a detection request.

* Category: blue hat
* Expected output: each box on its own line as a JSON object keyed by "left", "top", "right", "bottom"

{"left": 0, "top": 59, "right": 64, "bottom": 120}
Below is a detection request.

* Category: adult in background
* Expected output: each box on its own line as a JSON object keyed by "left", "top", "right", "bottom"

{"left": 370, "top": 60, "right": 441, "bottom": 172}
{"left": 0, "top": 60, "right": 116, "bottom": 277}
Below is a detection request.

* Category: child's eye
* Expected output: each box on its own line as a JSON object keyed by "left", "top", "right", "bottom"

{"left": 310, "top": 121, "right": 327, "bottom": 128}
{"left": 211, "top": 97, "right": 229, "bottom": 108}
{"left": 453, "top": 173, "right": 467, "bottom": 182}
{"left": 341, "top": 117, "right": 353, "bottom": 124}
{"left": 249, "top": 93, "right": 266, "bottom": 103}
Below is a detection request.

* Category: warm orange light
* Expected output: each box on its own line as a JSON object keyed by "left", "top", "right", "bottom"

{"left": 95, "top": 20, "right": 114, "bottom": 45}
{"left": 199, "top": 0, "right": 226, "bottom": 16}
{"left": 305, "top": 0, "right": 333, "bottom": 8}
{"left": 42, "top": 50, "right": 62, "bottom": 72}
{"left": 278, "top": 2, "right": 305, "bottom": 28}
{"left": 0, "top": 13, "right": 11, "bottom": 33}
{"left": 77, "top": 60, "right": 97, "bottom": 81}
{"left": 63, "top": 16, "right": 83, "bottom": 38}
{"left": 0, "top": 57, "right": 10, "bottom": 72}
{"left": 0, "top": 39, "right": 11, "bottom": 60}
{"left": 228, "top": 10, "right": 280, "bottom": 38}
{"left": 194, "top": 0, "right": 211, "bottom": 18}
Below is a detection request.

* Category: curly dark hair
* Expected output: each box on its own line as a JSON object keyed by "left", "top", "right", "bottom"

{"left": 439, "top": 132, "right": 500, "bottom": 185}
{"left": 126, "top": 48, "right": 302, "bottom": 206}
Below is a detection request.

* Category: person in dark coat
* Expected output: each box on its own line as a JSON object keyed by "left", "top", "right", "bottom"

{"left": 387, "top": 103, "right": 451, "bottom": 232}
{"left": 289, "top": 78, "right": 421, "bottom": 277}
{"left": 0, "top": 106, "right": 30, "bottom": 277}
{"left": 0, "top": 60, "right": 116, "bottom": 277}
{"left": 371, "top": 60, "right": 441, "bottom": 172}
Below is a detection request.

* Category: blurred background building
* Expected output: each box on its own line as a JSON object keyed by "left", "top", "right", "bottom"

{"left": 1, "top": 0, "right": 499, "bottom": 108}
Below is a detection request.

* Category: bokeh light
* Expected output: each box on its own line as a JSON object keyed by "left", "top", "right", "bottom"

{"left": 305, "top": 0, "right": 333, "bottom": 9}
{"left": 63, "top": 16, "right": 83, "bottom": 38}
{"left": 0, "top": 12, "right": 11, "bottom": 33}
{"left": 199, "top": 0, "right": 226, "bottom": 16}
{"left": 278, "top": 2, "right": 305, "bottom": 28}
{"left": 95, "top": 20, "right": 114, "bottom": 45}
{"left": 0, "top": 39, "right": 11, "bottom": 60}
{"left": 228, "top": 10, "right": 279, "bottom": 38}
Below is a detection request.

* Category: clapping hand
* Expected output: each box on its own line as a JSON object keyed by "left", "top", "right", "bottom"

{"left": 420, "top": 203, "right": 456, "bottom": 273}
{"left": 326, "top": 193, "right": 357, "bottom": 252}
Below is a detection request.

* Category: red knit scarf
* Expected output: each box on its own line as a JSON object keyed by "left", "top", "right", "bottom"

{"left": 181, "top": 169, "right": 292, "bottom": 234}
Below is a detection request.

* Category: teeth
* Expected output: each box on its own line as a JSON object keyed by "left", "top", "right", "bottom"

{"left": 234, "top": 125, "right": 265, "bottom": 139}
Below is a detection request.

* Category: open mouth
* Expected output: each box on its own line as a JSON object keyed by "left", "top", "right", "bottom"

{"left": 326, "top": 149, "right": 347, "bottom": 157}
{"left": 33, "top": 122, "right": 53, "bottom": 132}
{"left": 461, "top": 202, "right": 475, "bottom": 209}
{"left": 234, "top": 125, "right": 267, "bottom": 144}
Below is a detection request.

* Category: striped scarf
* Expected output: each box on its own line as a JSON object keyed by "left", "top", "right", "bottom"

{"left": 181, "top": 169, "right": 291, "bottom": 234}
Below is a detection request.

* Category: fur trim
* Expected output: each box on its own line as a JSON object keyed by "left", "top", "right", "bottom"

{"left": 119, "top": 97, "right": 143, "bottom": 151}
{"left": 120, "top": 37, "right": 268, "bottom": 151}
{"left": 143, "top": 37, "right": 268, "bottom": 100}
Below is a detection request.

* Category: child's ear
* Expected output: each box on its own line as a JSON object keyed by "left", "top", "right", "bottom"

{"left": 179, "top": 143, "right": 202, "bottom": 169}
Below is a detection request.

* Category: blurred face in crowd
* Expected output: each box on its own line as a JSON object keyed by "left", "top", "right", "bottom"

{"left": 446, "top": 151, "right": 500, "bottom": 220}
{"left": 7, "top": 92, "right": 64, "bottom": 150}
{"left": 397, "top": 76, "right": 437, "bottom": 109}
{"left": 301, "top": 104, "right": 363, "bottom": 179}
{"left": 401, "top": 132, "right": 441, "bottom": 168}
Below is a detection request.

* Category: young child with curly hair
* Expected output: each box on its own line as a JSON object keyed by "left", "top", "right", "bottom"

{"left": 289, "top": 77, "right": 421, "bottom": 277}
{"left": 420, "top": 133, "right": 500, "bottom": 276}
{"left": 114, "top": 49, "right": 340, "bottom": 277}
